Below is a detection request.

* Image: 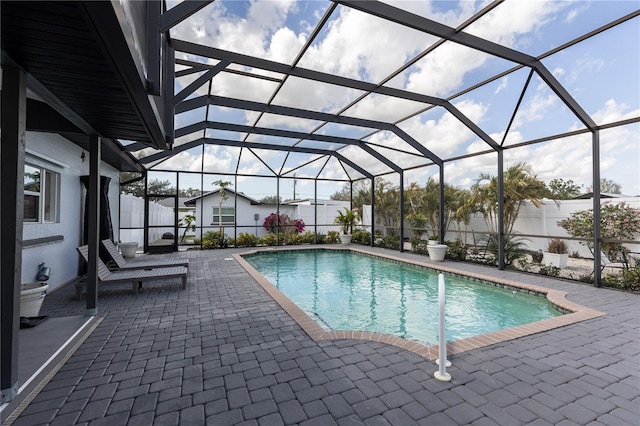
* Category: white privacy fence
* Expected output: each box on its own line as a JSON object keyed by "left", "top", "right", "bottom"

{"left": 120, "top": 192, "right": 639, "bottom": 255}
{"left": 361, "top": 197, "right": 640, "bottom": 257}
{"left": 119, "top": 194, "right": 174, "bottom": 246}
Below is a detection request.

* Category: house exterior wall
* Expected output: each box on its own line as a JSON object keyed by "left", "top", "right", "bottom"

{"left": 192, "top": 194, "right": 296, "bottom": 239}
{"left": 22, "top": 132, "right": 120, "bottom": 292}
{"left": 189, "top": 196, "right": 349, "bottom": 238}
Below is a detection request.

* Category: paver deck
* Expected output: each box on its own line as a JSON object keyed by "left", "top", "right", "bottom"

{"left": 6, "top": 247, "right": 639, "bottom": 425}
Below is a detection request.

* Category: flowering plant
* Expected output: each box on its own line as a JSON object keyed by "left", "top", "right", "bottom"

{"left": 263, "top": 213, "right": 305, "bottom": 234}
{"left": 558, "top": 201, "right": 640, "bottom": 259}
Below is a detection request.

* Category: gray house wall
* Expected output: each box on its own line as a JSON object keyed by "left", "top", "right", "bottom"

{"left": 22, "top": 132, "right": 120, "bottom": 292}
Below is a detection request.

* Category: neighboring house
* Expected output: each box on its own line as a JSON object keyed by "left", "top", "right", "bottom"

{"left": 185, "top": 191, "right": 349, "bottom": 239}
{"left": 185, "top": 189, "right": 290, "bottom": 239}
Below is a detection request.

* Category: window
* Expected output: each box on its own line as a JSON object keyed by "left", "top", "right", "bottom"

{"left": 212, "top": 207, "right": 235, "bottom": 225}
{"left": 24, "top": 164, "right": 60, "bottom": 223}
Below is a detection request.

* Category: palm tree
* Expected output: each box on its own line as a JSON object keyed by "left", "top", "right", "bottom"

{"left": 213, "top": 180, "right": 232, "bottom": 240}
{"left": 468, "top": 162, "right": 547, "bottom": 234}
{"left": 374, "top": 179, "right": 400, "bottom": 236}
{"left": 404, "top": 178, "right": 462, "bottom": 239}
{"left": 450, "top": 187, "right": 473, "bottom": 243}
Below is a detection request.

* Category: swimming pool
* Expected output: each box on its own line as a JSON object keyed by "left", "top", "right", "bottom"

{"left": 243, "top": 249, "right": 563, "bottom": 346}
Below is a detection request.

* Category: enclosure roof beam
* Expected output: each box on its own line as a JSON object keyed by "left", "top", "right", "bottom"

{"left": 177, "top": 95, "right": 443, "bottom": 165}
{"left": 174, "top": 60, "right": 230, "bottom": 104}
{"left": 337, "top": 0, "right": 597, "bottom": 130}
{"left": 158, "top": 1, "right": 213, "bottom": 32}
{"left": 170, "top": 39, "right": 499, "bottom": 151}
{"left": 175, "top": 120, "right": 403, "bottom": 173}
{"left": 205, "top": 138, "right": 373, "bottom": 178}
{"left": 138, "top": 137, "right": 373, "bottom": 178}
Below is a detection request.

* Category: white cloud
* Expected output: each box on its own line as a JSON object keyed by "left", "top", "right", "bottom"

{"left": 494, "top": 77, "right": 509, "bottom": 94}
{"left": 298, "top": 6, "right": 435, "bottom": 82}
{"left": 564, "top": 3, "right": 590, "bottom": 24}
{"left": 343, "top": 94, "right": 428, "bottom": 123}
{"left": 397, "top": 99, "right": 490, "bottom": 157}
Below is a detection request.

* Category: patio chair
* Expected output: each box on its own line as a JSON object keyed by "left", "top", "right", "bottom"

{"left": 600, "top": 251, "right": 627, "bottom": 271}
{"left": 101, "top": 239, "right": 189, "bottom": 271}
{"left": 76, "top": 246, "right": 187, "bottom": 300}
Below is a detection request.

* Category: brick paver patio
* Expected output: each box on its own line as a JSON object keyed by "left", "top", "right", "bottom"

{"left": 7, "top": 247, "right": 640, "bottom": 425}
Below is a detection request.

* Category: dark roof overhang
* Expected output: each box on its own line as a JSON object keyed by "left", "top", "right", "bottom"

{"left": 1, "top": 1, "right": 168, "bottom": 153}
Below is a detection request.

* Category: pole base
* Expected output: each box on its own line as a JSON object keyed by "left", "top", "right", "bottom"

{"left": 436, "top": 359, "right": 452, "bottom": 367}
{"left": 434, "top": 371, "right": 451, "bottom": 382}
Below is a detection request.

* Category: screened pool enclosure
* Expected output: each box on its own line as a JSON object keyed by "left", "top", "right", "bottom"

{"left": 119, "top": 0, "right": 639, "bottom": 286}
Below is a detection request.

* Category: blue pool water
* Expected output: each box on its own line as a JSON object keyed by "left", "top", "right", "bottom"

{"left": 244, "top": 250, "right": 562, "bottom": 345}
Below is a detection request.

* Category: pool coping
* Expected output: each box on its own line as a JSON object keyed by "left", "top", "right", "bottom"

{"left": 233, "top": 246, "right": 606, "bottom": 360}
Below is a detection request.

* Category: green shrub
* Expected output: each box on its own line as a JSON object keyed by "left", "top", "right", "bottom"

{"left": 538, "top": 264, "right": 561, "bottom": 277}
{"left": 202, "top": 231, "right": 228, "bottom": 249}
{"left": 287, "top": 233, "right": 305, "bottom": 245}
{"left": 299, "top": 231, "right": 316, "bottom": 244}
{"left": 236, "top": 232, "right": 259, "bottom": 247}
{"left": 410, "top": 239, "right": 429, "bottom": 255}
{"left": 486, "top": 234, "right": 530, "bottom": 266}
{"left": 316, "top": 233, "right": 326, "bottom": 244}
{"left": 578, "top": 274, "right": 594, "bottom": 284}
{"left": 622, "top": 267, "right": 640, "bottom": 291}
{"left": 603, "top": 266, "right": 640, "bottom": 292}
{"left": 375, "top": 235, "right": 399, "bottom": 250}
{"left": 351, "top": 229, "right": 371, "bottom": 245}
{"left": 325, "top": 231, "right": 341, "bottom": 244}
{"left": 260, "top": 233, "right": 278, "bottom": 246}
{"left": 445, "top": 239, "right": 467, "bottom": 261}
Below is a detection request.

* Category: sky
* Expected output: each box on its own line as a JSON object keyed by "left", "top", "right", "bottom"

{"left": 150, "top": 0, "right": 640, "bottom": 200}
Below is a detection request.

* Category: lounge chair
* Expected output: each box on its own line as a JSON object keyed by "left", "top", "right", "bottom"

{"left": 76, "top": 246, "right": 188, "bottom": 300}
{"left": 600, "top": 251, "right": 627, "bottom": 271}
{"left": 100, "top": 239, "right": 189, "bottom": 270}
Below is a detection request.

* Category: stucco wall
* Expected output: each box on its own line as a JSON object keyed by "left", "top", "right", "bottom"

{"left": 192, "top": 194, "right": 296, "bottom": 239}
{"left": 190, "top": 195, "right": 349, "bottom": 238}
{"left": 22, "top": 132, "right": 120, "bottom": 292}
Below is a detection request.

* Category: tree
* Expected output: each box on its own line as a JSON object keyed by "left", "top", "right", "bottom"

{"left": 213, "top": 180, "right": 232, "bottom": 241}
{"left": 548, "top": 178, "right": 582, "bottom": 199}
{"left": 374, "top": 179, "right": 400, "bottom": 236}
{"left": 450, "top": 187, "right": 473, "bottom": 243}
{"left": 588, "top": 178, "right": 622, "bottom": 194}
{"left": 179, "top": 188, "right": 202, "bottom": 198}
{"left": 330, "top": 181, "right": 371, "bottom": 209}
{"left": 467, "top": 162, "right": 547, "bottom": 234}
{"left": 179, "top": 214, "right": 196, "bottom": 243}
{"left": 260, "top": 195, "right": 282, "bottom": 204}
{"left": 558, "top": 201, "right": 640, "bottom": 260}
{"left": 330, "top": 184, "right": 351, "bottom": 201}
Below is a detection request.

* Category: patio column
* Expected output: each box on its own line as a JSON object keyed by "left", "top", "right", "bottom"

{"left": 439, "top": 165, "right": 445, "bottom": 244}
{"left": 314, "top": 179, "right": 318, "bottom": 243}
{"left": 1, "top": 66, "right": 27, "bottom": 403}
{"left": 592, "top": 130, "right": 602, "bottom": 286}
{"left": 86, "top": 135, "right": 101, "bottom": 315}
{"left": 370, "top": 176, "right": 375, "bottom": 246}
{"left": 399, "top": 171, "right": 404, "bottom": 252}
{"left": 497, "top": 150, "right": 505, "bottom": 270}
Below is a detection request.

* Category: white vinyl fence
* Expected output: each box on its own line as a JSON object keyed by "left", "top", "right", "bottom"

{"left": 119, "top": 194, "right": 174, "bottom": 247}
{"left": 362, "top": 197, "right": 640, "bottom": 257}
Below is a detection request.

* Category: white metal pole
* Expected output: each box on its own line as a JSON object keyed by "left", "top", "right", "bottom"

{"left": 434, "top": 273, "right": 451, "bottom": 381}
